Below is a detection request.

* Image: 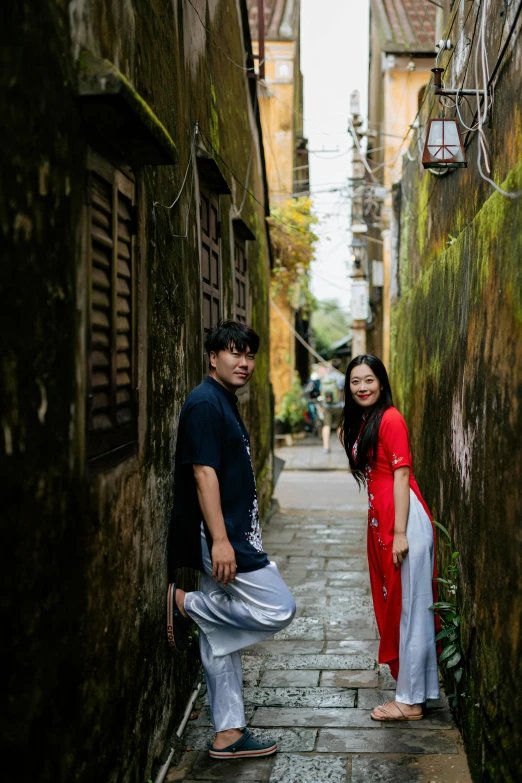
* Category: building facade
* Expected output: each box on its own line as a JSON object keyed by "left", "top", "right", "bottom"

{"left": 365, "top": 0, "right": 437, "bottom": 362}
{"left": 248, "top": 0, "right": 311, "bottom": 407}
{"left": 390, "top": 2, "right": 522, "bottom": 780}
{"left": 2, "top": 2, "right": 272, "bottom": 782}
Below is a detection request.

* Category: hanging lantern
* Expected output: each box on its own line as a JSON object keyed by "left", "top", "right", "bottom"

{"left": 422, "top": 118, "right": 467, "bottom": 169}
{"left": 350, "top": 236, "right": 366, "bottom": 271}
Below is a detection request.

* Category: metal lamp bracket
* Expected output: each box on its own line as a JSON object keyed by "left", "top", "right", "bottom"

{"left": 431, "top": 67, "right": 487, "bottom": 98}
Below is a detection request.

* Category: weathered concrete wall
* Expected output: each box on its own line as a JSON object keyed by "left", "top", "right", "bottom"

{"left": 390, "top": 3, "right": 522, "bottom": 781}
{"left": 1, "top": 2, "right": 272, "bottom": 782}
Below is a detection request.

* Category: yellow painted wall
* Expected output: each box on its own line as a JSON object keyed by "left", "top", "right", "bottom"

{"left": 253, "top": 38, "right": 301, "bottom": 407}
{"left": 256, "top": 40, "right": 296, "bottom": 201}
{"left": 269, "top": 287, "right": 296, "bottom": 409}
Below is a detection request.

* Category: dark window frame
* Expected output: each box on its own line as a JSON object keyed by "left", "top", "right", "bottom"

{"left": 233, "top": 235, "right": 248, "bottom": 324}
{"left": 200, "top": 183, "right": 221, "bottom": 373}
{"left": 85, "top": 150, "right": 138, "bottom": 473}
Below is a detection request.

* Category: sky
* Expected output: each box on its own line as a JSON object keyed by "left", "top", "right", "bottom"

{"left": 301, "top": 0, "right": 370, "bottom": 309}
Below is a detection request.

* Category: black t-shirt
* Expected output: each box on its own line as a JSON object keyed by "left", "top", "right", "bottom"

{"left": 169, "top": 376, "right": 269, "bottom": 575}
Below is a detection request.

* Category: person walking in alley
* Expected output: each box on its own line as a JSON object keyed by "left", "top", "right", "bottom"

{"left": 341, "top": 354, "right": 440, "bottom": 721}
{"left": 319, "top": 358, "right": 345, "bottom": 453}
{"left": 167, "top": 321, "right": 296, "bottom": 758}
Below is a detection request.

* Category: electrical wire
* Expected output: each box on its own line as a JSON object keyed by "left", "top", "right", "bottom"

{"left": 313, "top": 271, "right": 352, "bottom": 293}
{"left": 364, "top": 0, "right": 476, "bottom": 177}
{"left": 473, "top": 0, "right": 522, "bottom": 198}
{"left": 269, "top": 299, "right": 340, "bottom": 372}
{"left": 348, "top": 118, "right": 378, "bottom": 183}
{"left": 169, "top": 143, "right": 197, "bottom": 238}
{"left": 153, "top": 124, "right": 198, "bottom": 210}
{"left": 232, "top": 142, "right": 254, "bottom": 218}
{"left": 197, "top": 128, "right": 314, "bottom": 235}
{"left": 184, "top": 0, "right": 257, "bottom": 73}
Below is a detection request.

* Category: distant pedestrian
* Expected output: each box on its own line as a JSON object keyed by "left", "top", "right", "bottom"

{"left": 319, "top": 358, "right": 345, "bottom": 452}
{"left": 340, "top": 354, "right": 440, "bottom": 721}
{"left": 168, "top": 321, "right": 296, "bottom": 758}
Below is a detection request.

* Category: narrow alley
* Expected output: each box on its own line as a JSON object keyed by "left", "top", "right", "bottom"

{"left": 5, "top": 2, "right": 522, "bottom": 782}
{"left": 168, "top": 444, "right": 472, "bottom": 783}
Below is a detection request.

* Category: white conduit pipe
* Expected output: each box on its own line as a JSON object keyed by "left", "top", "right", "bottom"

{"left": 154, "top": 682, "right": 202, "bottom": 783}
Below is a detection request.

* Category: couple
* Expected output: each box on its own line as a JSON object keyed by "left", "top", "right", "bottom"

{"left": 168, "top": 321, "right": 439, "bottom": 760}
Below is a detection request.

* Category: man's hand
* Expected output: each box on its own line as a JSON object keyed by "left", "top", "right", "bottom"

{"left": 212, "top": 538, "right": 237, "bottom": 585}
{"left": 392, "top": 532, "right": 409, "bottom": 569}
{"left": 193, "top": 465, "right": 237, "bottom": 585}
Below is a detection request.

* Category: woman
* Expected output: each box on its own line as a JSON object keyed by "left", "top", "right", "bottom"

{"left": 341, "top": 354, "right": 439, "bottom": 721}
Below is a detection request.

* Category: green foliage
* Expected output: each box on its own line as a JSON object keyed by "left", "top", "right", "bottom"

{"left": 430, "top": 521, "right": 463, "bottom": 709}
{"left": 269, "top": 198, "right": 319, "bottom": 302}
{"left": 312, "top": 299, "right": 352, "bottom": 359}
{"left": 277, "top": 374, "right": 307, "bottom": 431}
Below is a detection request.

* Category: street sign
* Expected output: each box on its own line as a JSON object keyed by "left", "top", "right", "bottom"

{"left": 351, "top": 280, "right": 369, "bottom": 320}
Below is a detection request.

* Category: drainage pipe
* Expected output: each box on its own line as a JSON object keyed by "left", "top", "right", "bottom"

{"left": 153, "top": 682, "right": 202, "bottom": 783}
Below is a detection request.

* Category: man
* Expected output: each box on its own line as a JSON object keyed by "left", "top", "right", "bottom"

{"left": 319, "top": 358, "right": 345, "bottom": 453}
{"left": 168, "top": 321, "right": 295, "bottom": 760}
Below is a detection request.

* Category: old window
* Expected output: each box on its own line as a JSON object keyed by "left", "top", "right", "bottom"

{"left": 86, "top": 151, "right": 138, "bottom": 471}
{"left": 200, "top": 185, "right": 221, "bottom": 369}
{"left": 234, "top": 237, "right": 248, "bottom": 323}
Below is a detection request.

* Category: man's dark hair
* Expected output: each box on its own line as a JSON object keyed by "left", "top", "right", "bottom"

{"left": 204, "top": 320, "right": 260, "bottom": 356}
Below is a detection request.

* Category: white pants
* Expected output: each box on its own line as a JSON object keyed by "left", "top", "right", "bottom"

{"left": 184, "top": 526, "right": 296, "bottom": 731}
{"left": 396, "top": 490, "right": 440, "bottom": 705}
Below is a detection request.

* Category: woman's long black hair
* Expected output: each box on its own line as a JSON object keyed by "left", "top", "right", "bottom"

{"left": 340, "top": 354, "right": 394, "bottom": 489}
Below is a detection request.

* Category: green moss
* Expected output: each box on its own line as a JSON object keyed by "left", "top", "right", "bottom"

{"left": 416, "top": 170, "right": 431, "bottom": 258}
{"left": 209, "top": 81, "right": 219, "bottom": 154}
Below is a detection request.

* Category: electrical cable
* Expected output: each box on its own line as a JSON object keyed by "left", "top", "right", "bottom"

{"left": 269, "top": 299, "right": 341, "bottom": 372}
{"left": 365, "top": 0, "right": 476, "bottom": 177}
{"left": 232, "top": 142, "right": 254, "bottom": 218}
{"left": 169, "top": 142, "right": 197, "bottom": 238}
{"left": 197, "top": 128, "right": 313, "bottom": 235}
{"left": 348, "top": 118, "right": 378, "bottom": 182}
{"left": 473, "top": 0, "right": 522, "bottom": 198}
{"left": 313, "top": 271, "right": 352, "bottom": 293}
{"left": 184, "top": 0, "right": 258, "bottom": 73}
{"left": 153, "top": 124, "right": 198, "bottom": 210}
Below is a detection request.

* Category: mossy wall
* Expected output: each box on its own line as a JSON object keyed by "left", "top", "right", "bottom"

{"left": 391, "top": 4, "right": 522, "bottom": 781}
{"left": 1, "top": 2, "right": 272, "bottom": 782}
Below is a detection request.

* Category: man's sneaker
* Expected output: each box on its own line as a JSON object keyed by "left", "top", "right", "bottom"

{"left": 167, "top": 583, "right": 193, "bottom": 652}
{"left": 208, "top": 728, "right": 277, "bottom": 759}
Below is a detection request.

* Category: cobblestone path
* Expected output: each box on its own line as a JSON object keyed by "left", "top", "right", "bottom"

{"left": 168, "top": 470, "right": 471, "bottom": 783}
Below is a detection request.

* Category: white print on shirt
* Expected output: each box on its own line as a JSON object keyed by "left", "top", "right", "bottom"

{"left": 243, "top": 435, "right": 264, "bottom": 553}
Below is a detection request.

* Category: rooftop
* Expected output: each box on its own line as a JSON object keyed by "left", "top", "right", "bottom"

{"left": 246, "top": 0, "right": 300, "bottom": 41}
{"left": 372, "top": 0, "right": 437, "bottom": 54}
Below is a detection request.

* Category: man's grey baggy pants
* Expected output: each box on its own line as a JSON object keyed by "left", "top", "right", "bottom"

{"left": 184, "top": 525, "right": 296, "bottom": 732}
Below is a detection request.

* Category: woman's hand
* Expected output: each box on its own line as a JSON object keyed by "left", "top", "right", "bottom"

{"left": 393, "top": 532, "right": 409, "bottom": 568}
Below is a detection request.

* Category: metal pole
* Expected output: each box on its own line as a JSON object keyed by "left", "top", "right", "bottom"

{"left": 258, "top": 0, "right": 265, "bottom": 81}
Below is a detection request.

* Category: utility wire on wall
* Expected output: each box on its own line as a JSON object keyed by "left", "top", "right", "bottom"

{"left": 184, "top": 0, "right": 260, "bottom": 72}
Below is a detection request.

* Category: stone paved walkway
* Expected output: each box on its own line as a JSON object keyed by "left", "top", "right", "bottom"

{"left": 168, "top": 468, "right": 471, "bottom": 783}
{"left": 275, "top": 434, "right": 347, "bottom": 471}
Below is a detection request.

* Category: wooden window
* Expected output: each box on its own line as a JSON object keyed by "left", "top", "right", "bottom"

{"left": 200, "top": 185, "right": 221, "bottom": 369}
{"left": 86, "top": 152, "right": 138, "bottom": 470}
{"left": 234, "top": 237, "right": 248, "bottom": 323}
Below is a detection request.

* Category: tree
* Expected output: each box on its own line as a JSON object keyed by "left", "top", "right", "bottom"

{"left": 268, "top": 197, "right": 319, "bottom": 299}
{"left": 312, "top": 299, "right": 351, "bottom": 359}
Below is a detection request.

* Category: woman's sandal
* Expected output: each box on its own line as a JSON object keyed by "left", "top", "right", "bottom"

{"left": 370, "top": 701, "right": 424, "bottom": 721}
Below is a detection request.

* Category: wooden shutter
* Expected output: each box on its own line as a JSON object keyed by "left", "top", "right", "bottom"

{"left": 234, "top": 237, "right": 248, "bottom": 323}
{"left": 86, "top": 152, "right": 138, "bottom": 468}
{"left": 200, "top": 185, "right": 221, "bottom": 372}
